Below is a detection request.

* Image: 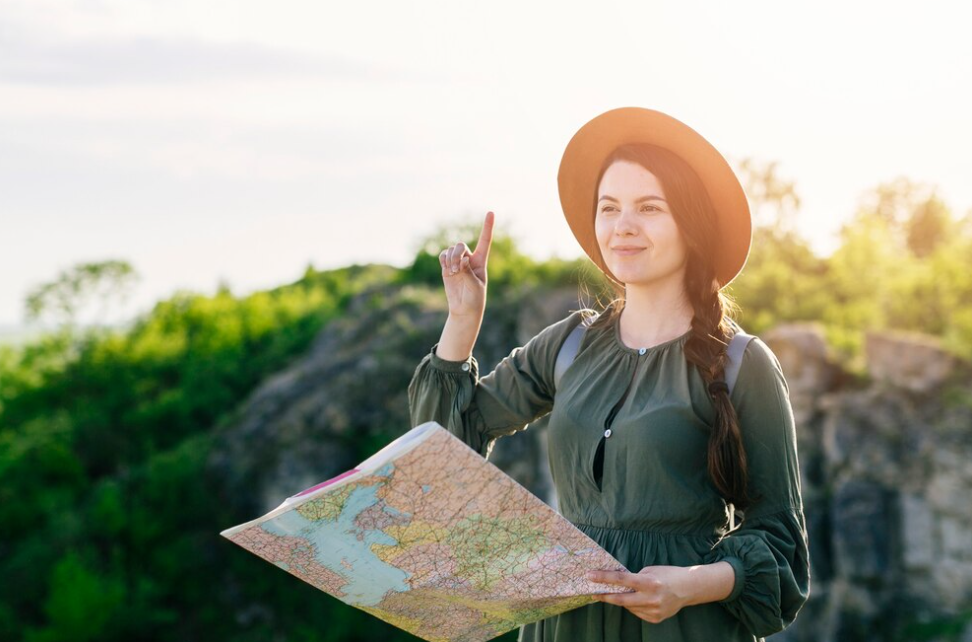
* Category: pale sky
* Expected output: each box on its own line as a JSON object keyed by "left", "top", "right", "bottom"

{"left": 2, "top": 0, "right": 970, "bottom": 328}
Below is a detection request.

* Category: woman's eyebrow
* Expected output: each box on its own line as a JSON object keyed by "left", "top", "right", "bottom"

{"left": 597, "top": 194, "right": 668, "bottom": 203}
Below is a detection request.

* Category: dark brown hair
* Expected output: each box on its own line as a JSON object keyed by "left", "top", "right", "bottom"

{"left": 583, "top": 143, "right": 757, "bottom": 512}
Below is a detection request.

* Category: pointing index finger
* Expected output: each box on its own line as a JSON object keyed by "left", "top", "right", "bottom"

{"left": 474, "top": 211, "right": 494, "bottom": 260}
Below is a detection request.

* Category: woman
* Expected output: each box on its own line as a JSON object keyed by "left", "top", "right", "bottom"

{"left": 407, "top": 107, "right": 810, "bottom": 642}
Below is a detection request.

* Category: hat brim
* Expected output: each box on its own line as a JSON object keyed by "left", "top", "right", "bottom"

{"left": 557, "top": 107, "right": 752, "bottom": 289}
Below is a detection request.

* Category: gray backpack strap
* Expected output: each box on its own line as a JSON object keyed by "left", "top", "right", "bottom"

{"left": 553, "top": 313, "right": 596, "bottom": 392}
{"left": 724, "top": 326, "right": 757, "bottom": 533}
{"left": 724, "top": 329, "right": 756, "bottom": 397}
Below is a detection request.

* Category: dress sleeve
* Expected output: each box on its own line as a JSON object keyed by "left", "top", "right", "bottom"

{"left": 701, "top": 337, "right": 811, "bottom": 638}
{"left": 407, "top": 310, "right": 586, "bottom": 460}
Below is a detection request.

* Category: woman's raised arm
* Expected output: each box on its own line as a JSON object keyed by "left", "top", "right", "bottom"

{"left": 434, "top": 210, "right": 494, "bottom": 361}
{"left": 409, "top": 210, "right": 589, "bottom": 458}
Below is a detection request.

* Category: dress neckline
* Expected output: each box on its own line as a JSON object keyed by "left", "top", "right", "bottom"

{"left": 608, "top": 306, "right": 693, "bottom": 356}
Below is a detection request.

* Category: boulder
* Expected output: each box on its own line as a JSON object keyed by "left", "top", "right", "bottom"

{"left": 865, "top": 330, "right": 959, "bottom": 393}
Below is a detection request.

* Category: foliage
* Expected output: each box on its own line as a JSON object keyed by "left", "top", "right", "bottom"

{"left": 731, "top": 173, "right": 972, "bottom": 364}
{"left": 0, "top": 264, "right": 393, "bottom": 641}
{"left": 24, "top": 260, "right": 139, "bottom": 329}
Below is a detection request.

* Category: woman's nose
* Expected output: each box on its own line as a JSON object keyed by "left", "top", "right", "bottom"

{"left": 614, "top": 207, "right": 638, "bottom": 234}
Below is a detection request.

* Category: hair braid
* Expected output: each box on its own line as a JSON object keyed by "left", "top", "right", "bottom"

{"left": 683, "top": 264, "right": 757, "bottom": 511}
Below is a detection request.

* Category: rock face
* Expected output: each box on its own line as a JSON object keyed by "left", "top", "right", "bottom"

{"left": 209, "top": 283, "right": 972, "bottom": 641}
{"left": 761, "top": 324, "right": 972, "bottom": 641}
{"left": 865, "top": 331, "right": 960, "bottom": 394}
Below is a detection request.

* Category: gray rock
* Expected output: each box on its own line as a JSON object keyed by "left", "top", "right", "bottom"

{"left": 763, "top": 323, "right": 840, "bottom": 394}
{"left": 900, "top": 492, "right": 935, "bottom": 570}
{"left": 865, "top": 330, "right": 959, "bottom": 393}
{"left": 831, "top": 481, "right": 894, "bottom": 580}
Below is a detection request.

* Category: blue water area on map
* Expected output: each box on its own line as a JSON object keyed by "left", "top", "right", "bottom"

{"left": 262, "top": 473, "right": 414, "bottom": 607}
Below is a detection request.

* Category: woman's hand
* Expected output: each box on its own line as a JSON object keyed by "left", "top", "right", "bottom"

{"left": 587, "top": 562, "right": 736, "bottom": 624}
{"left": 439, "top": 211, "right": 493, "bottom": 320}
{"left": 586, "top": 566, "right": 692, "bottom": 624}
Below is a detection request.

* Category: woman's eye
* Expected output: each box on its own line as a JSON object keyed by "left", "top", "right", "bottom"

{"left": 641, "top": 205, "right": 661, "bottom": 213}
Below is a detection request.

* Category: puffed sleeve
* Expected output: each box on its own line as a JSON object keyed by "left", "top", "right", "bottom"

{"left": 702, "top": 337, "right": 811, "bottom": 638}
{"left": 407, "top": 310, "right": 587, "bottom": 460}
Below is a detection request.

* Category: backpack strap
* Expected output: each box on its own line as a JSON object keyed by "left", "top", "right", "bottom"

{"left": 724, "top": 329, "right": 756, "bottom": 397}
{"left": 723, "top": 326, "right": 756, "bottom": 532}
{"left": 553, "top": 314, "right": 594, "bottom": 392}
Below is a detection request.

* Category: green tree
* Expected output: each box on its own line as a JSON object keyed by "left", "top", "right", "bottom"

{"left": 736, "top": 157, "right": 802, "bottom": 235}
{"left": 24, "top": 260, "right": 139, "bottom": 330}
{"left": 728, "top": 158, "right": 827, "bottom": 333}
{"left": 23, "top": 550, "right": 126, "bottom": 642}
{"left": 855, "top": 176, "right": 955, "bottom": 258}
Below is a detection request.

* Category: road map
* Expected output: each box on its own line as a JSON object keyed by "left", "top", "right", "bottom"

{"left": 221, "top": 422, "right": 631, "bottom": 642}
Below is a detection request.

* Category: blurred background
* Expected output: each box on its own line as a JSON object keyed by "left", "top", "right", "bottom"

{"left": 2, "top": 1, "right": 971, "bottom": 640}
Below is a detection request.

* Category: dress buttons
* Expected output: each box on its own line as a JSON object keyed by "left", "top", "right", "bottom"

{"left": 460, "top": 362, "right": 470, "bottom": 372}
{"left": 604, "top": 428, "right": 612, "bottom": 438}
{"left": 638, "top": 347, "right": 647, "bottom": 355}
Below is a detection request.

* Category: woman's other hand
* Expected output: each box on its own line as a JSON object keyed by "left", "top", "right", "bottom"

{"left": 586, "top": 566, "right": 691, "bottom": 624}
{"left": 439, "top": 211, "right": 493, "bottom": 321}
{"left": 586, "top": 561, "right": 735, "bottom": 624}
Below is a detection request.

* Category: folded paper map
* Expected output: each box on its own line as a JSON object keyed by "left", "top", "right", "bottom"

{"left": 220, "top": 421, "right": 631, "bottom": 642}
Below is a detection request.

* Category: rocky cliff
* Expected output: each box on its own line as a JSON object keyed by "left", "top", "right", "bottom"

{"left": 768, "top": 325, "right": 972, "bottom": 641}
{"left": 209, "top": 281, "right": 972, "bottom": 641}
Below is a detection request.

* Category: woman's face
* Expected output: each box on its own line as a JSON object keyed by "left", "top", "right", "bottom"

{"left": 595, "top": 160, "right": 689, "bottom": 287}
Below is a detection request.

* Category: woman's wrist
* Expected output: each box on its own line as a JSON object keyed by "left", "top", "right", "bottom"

{"left": 678, "top": 561, "right": 736, "bottom": 607}
{"left": 435, "top": 314, "right": 482, "bottom": 361}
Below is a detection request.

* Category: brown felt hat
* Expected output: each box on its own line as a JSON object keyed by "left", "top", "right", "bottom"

{"left": 557, "top": 106, "right": 752, "bottom": 289}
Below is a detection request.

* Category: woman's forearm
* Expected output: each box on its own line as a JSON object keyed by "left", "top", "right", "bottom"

{"left": 679, "top": 561, "right": 736, "bottom": 606}
{"left": 435, "top": 314, "right": 482, "bottom": 361}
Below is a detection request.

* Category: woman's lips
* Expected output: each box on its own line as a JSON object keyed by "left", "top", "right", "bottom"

{"left": 612, "top": 247, "right": 645, "bottom": 255}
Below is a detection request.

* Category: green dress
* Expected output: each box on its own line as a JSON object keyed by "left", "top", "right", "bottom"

{"left": 407, "top": 302, "right": 810, "bottom": 642}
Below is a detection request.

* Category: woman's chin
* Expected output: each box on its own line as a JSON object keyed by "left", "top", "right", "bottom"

{"left": 610, "top": 268, "right": 665, "bottom": 287}
{"left": 607, "top": 265, "right": 644, "bottom": 282}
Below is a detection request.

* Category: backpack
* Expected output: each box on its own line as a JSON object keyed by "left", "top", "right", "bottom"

{"left": 551, "top": 312, "right": 756, "bottom": 532}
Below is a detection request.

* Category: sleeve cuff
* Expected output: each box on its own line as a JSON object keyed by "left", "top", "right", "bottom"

{"left": 429, "top": 343, "right": 477, "bottom": 375}
{"left": 716, "top": 555, "right": 747, "bottom": 603}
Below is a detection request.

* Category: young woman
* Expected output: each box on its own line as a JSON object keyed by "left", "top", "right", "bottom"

{"left": 408, "top": 107, "right": 810, "bottom": 642}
